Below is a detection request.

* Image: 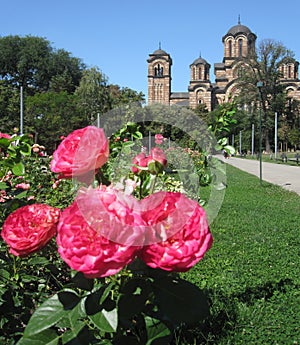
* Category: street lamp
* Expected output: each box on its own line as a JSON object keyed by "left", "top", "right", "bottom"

{"left": 257, "top": 81, "right": 263, "bottom": 186}
{"left": 20, "top": 85, "right": 24, "bottom": 136}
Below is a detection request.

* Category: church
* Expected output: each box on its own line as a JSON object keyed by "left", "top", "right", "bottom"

{"left": 147, "top": 19, "right": 300, "bottom": 111}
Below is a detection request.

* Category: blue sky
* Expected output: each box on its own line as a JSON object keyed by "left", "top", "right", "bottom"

{"left": 1, "top": 0, "right": 300, "bottom": 100}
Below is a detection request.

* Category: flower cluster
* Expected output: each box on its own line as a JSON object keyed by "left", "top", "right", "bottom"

{"left": 1, "top": 126, "right": 213, "bottom": 278}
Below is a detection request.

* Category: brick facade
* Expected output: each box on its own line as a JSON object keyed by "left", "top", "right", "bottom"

{"left": 147, "top": 21, "right": 300, "bottom": 110}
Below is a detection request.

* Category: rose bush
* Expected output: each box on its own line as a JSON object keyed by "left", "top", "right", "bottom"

{"left": 1, "top": 124, "right": 214, "bottom": 344}
{"left": 1, "top": 204, "right": 61, "bottom": 256}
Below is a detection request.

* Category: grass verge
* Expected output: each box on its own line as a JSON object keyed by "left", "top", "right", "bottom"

{"left": 181, "top": 164, "right": 300, "bottom": 345}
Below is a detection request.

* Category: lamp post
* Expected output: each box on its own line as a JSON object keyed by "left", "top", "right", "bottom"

{"left": 257, "top": 81, "right": 263, "bottom": 186}
{"left": 274, "top": 112, "right": 278, "bottom": 160}
{"left": 20, "top": 85, "right": 24, "bottom": 135}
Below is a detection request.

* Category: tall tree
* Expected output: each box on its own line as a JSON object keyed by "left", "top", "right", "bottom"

{"left": 74, "top": 67, "right": 112, "bottom": 123}
{"left": 0, "top": 35, "right": 85, "bottom": 94}
{"left": 108, "top": 84, "right": 145, "bottom": 107}
{"left": 236, "top": 39, "right": 295, "bottom": 152}
{"left": 25, "top": 91, "right": 87, "bottom": 153}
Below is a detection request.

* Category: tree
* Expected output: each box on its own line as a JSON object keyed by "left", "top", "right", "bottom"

{"left": 74, "top": 67, "right": 112, "bottom": 123}
{"left": 236, "top": 39, "right": 295, "bottom": 152}
{"left": 0, "top": 35, "right": 85, "bottom": 94}
{"left": 25, "top": 91, "right": 87, "bottom": 153}
{"left": 108, "top": 84, "right": 145, "bottom": 107}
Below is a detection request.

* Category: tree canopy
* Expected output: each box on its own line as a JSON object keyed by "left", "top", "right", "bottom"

{"left": 0, "top": 35, "right": 145, "bottom": 152}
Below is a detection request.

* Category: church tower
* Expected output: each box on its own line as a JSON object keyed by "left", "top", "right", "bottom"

{"left": 188, "top": 55, "right": 212, "bottom": 110}
{"left": 214, "top": 17, "right": 257, "bottom": 104}
{"left": 147, "top": 45, "right": 172, "bottom": 105}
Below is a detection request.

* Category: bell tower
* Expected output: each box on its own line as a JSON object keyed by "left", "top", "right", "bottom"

{"left": 147, "top": 44, "right": 172, "bottom": 105}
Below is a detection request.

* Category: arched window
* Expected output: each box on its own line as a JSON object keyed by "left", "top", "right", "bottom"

{"left": 288, "top": 65, "right": 292, "bottom": 79}
{"left": 229, "top": 40, "right": 232, "bottom": 57}
{"left": 198, "top": 67, "right": 202, "bottom": 80}
{"left": 155, "top": 64, "right": 163, "bottom": 77}
{"left": 238, "top": 39, "right": 243, "bottom": 57}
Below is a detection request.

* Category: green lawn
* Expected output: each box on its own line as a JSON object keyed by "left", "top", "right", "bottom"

{"left": 238, "top": 152, "right": 300, "bottom": 166}
{"left": 181, "top": 164, "right": 300, "bottom": 345}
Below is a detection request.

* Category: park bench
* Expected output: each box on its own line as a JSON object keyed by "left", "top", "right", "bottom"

{"left": 275, "top": 153, "right": 300, "bottom": 165}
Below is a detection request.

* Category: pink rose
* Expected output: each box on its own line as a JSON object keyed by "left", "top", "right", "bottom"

{"left": 56, "top": 187, "right": 144, "bottom": 278}
{"left": 1, "top": 204, "right": 61, "bottom": 256}
{"left": 15, "top": 183, "right": 30, "bottom": 190}
{"left": 139, "top": 192, "right": 213, "bottom": 272}
{"left": 0, "top": 132, "right": 11, "bottom": 139}
{"left": 50, "top": 126, "right": 109, "bottom": 179}
{"left": 155, "top": 133, "right": 164, "bottom": 145}
{"left": 148, "top": 147, "right": 167, "bottom": 167}
{"left": 131, "top": 152, "right": 149, "bottom": 174}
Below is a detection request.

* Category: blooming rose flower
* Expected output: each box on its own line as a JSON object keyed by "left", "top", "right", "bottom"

{"left": 50, "top": 126, "right": 109, "bottom": 179}
{"left": 132, "top": 147, "right": 167, "bottom": 175}
{"left": 15, "top": 183, "right": 30, "bottom": 190}
{"left": 56, "top": 187, "right": 145, "bottom": 278}
{"left": 131, "top": 152, "right": 149, "bottom": 174}
{"left": 0, "top": 132, "right": 11, "bottom": 139}
{"left": 155, "top": 133, "right": 164, "bottom": 145}
{"left": 139, "top": 192, "right": 213, "bottom": 272}
{"left": 148, "top": 147, "right": 167, "bottom": 167}
{"left": 1, "top": 204, "right": 61, "bottom": 256}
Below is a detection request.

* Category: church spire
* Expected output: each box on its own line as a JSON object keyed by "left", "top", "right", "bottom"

{"left": 238, "top": 14, "right": 241, "bottom": 24}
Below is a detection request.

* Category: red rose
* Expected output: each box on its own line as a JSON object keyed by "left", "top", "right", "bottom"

{"left": 50, "top": 126, "right": 109, "bottom": 179}
{"left": 1, "top": 204, "right": 61, "bottom": 256}
{"left": 139, "top": 192, "right": 213, "bottom": 271}
{"left": 56, "top": 187, "right": 144, "bottom": 278}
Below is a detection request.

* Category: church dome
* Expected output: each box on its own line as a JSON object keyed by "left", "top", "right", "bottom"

{"left": 191, "top": 57, "right": 209, "bottom": 66}
{"left": 227, "top": 23, "right": 252, "bottom": 36}
{"left": 152, "top": 48, "right": 168, "bottom": 56}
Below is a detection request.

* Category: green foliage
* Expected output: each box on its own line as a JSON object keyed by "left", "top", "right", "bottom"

{"left": 25, "top": 91, "right": 89, "bottom": 153}
{"left": 182, "top": 165, "right": 300, "bottom": 344}
{"left": 15, "top": 266, "right": 209, "bottom": 345}
{"left": 0, "top": 35, "right": 84, "bottom": 92}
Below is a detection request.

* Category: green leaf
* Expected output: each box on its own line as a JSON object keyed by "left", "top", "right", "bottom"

{"left": 145, "top": 316, "right": 171, "bottom": 345}
{"left": 23, "top": 293, "right": 67, "bottom": 337}
{"left": 17, "top": 329, "right": 60, "bottom": 345}
{"left": 224, "top": 145, "right": 235, "bottom": 155}
{"left": 71, "top": 271, "right": 94, "bottom": 291}
{"left": 14, "top": 190, "right": 27, "bottom": 199}
{"left": 0, "top": 182, "right": 8, "bottom": 189}
{"left": 61, "top": 320, "right": 86, "bottom": 344}
{"left": 88, "top": 308, "right": 118, "bottom": 333}
{"left": 20, "top": 143, "right": 32, "bottom": 156}
{"left": 12, "top": 162, "right": 25, "bottom": 176}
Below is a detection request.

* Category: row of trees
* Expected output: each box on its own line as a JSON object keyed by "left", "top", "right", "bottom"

{"left": 0, "top": 35, "right": 145, "bottom": 153}
{"left": 0, "top": 35, "right": 299, "bottom": 154}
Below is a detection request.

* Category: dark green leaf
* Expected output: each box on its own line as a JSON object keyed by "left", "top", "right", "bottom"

{"left": 145, "top": 316, "right": 171, "bottom": 345}
{"left": 61, "top": 321, "right": 86, "bottom": 344}
{"left": 71, "top": 272, "right": 94, "bottom": 291}
{"left": 58, "top": 290, "right": 81, "bottom": 310}
{"left": 88, "top": 308, "right": 118, "bottom": 332}
{"left": 17, "top": 329, "right": 59, "bottom": 345}
{"left": 23, "top": 293, "right": 67, "bottom": 337}
{"left": 152, "top": 277, "right": 209, "bottom": 325}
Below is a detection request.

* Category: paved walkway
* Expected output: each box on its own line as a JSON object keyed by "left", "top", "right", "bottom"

{"left": 215, "top": 155, "right": 300, "bottom": 196}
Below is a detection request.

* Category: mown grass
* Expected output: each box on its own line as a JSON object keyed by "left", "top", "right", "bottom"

{"left": 240, "top": 152, "right": 300, "bottom": 166}
{"left": 181, "top": 164, "right": 300, "bottom": 345}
